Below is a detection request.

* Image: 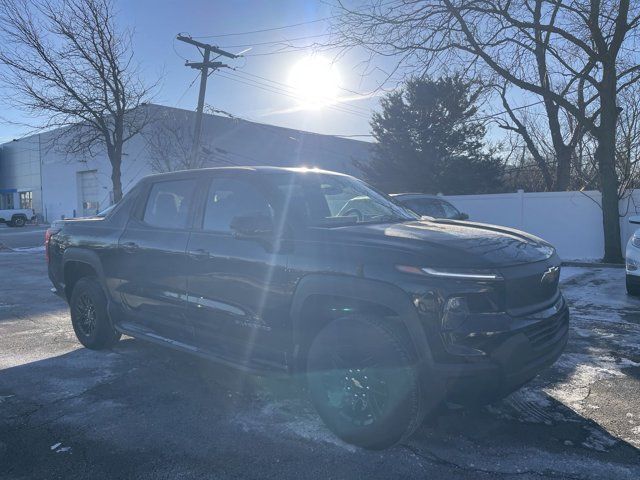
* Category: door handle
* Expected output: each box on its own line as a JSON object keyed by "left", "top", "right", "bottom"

{"left": 121, "top": 241, "right": 139, "bottom": 252}
{"left": 190, "top": 248, "right": 211, "bottom": 259}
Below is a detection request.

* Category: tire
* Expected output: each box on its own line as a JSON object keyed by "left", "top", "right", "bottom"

{"left": 11, "top": 216, "right": 26, "bottom": 227}
{"left": 306, "top": 315, "right": 427, "bottom": 449}
{"left": 626, "top": 275, "right": 640, "bottom": 296}
{"left": 70, "top": 277, "right": 121, "bottom": 349}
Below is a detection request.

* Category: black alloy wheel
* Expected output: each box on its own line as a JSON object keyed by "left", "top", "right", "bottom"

{"left": 70, "top": 277, "right": 121, "bottom": 349}
{"left": 307, "top": 315, "right": 429, "bottom": 449}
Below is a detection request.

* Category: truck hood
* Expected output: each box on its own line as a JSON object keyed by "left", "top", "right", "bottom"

{"left": 325, "top": 219, "right": 556, "bottom": 268}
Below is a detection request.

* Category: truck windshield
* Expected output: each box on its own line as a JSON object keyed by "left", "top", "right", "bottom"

{"left": 263, "top": 172, "right": 418, "bottom": 227}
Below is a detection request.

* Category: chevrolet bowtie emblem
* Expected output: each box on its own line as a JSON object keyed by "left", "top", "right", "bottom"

{"left": 541, "top": 266, "right": 560, "bottom": 285}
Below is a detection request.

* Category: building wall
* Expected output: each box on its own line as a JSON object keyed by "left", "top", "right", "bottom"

{"left": 39, "top": 128, "right": 154, "bottom": 221}
{"left": 444, "top": 189, "right": 640, "bottom": 261}
{"left": 0, "top": 136, "right": 43, "bottom": 214}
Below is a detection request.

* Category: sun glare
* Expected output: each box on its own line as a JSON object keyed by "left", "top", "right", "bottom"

{"left": 288, "top": 56, "right": 341, "bottom": 110}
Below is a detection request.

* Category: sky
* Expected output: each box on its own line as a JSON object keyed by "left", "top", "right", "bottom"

{"left": 0, "top": 0, "right": 393, "bottom": 143}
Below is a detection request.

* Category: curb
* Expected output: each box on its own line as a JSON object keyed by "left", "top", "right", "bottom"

{"left": 562, "top": 260, "right": 625, "bottom": 269}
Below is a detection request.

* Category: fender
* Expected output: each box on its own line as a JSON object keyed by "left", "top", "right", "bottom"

{"left": 62, "top": 247, "right": 108, "bottom": 293}
{"left": 290, "top": 274, "right": 434, "bottom": 367}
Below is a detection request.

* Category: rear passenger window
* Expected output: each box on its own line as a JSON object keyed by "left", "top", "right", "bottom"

{"left": 143, "top": 180, "right": 195, "bottom": 229}
{"left": 203, "top": 178, "right": 272, "bottom": 232}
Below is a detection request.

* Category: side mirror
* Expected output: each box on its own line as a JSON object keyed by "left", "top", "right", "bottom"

{"left": 230, "top": 214, "right": 274, "bottom": 238}
{"left": 629, "top": 215, "right": 640, "bottom": 225}
{"left": 458, "top": 212, "right": 469, "bottom": 220}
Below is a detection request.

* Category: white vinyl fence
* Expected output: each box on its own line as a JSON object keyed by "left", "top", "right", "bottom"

{"left": 443, "top": 189, "right": 640, "bottom": 261}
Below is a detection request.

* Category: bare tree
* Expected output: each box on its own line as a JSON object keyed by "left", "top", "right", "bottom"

{"left": 0, "top": 0, "right": 156, "bottom": 202}
{"left": 332, "top": 0, "right": 640, "bottom": 262}
{"left": 144, "top": 109, "right": 216, "bottom": 173}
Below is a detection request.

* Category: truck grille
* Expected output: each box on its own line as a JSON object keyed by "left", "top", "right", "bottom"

{"left": 524, "top": 310, "right": 568, "bottom": 350}
{"left": 502, "top": 263, "right": 561, "bottom": 315}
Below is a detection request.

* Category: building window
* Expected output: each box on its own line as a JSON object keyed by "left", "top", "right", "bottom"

{"left": 2, "top": 193, "right": 15, "bottom": 210}
{"left": 19, "top": 191, "right": 33, "bottom": 209}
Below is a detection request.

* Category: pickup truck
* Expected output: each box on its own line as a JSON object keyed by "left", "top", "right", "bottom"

{"left": 46, "top": 166, "right": 569, "bottom": 449}
{"left": 0, "top": 208, "right": 35, "bottom": 227}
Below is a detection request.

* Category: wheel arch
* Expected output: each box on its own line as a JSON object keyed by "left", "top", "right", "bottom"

{"left": 62, "top": 248, "right": 106, "bottom": 301}
{"left": 290, "top": 274, "right": 433, "bottom": 372}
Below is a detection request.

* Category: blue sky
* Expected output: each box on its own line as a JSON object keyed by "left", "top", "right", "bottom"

{"left": 1, "top": 0, "right": 391, "bottom": 142}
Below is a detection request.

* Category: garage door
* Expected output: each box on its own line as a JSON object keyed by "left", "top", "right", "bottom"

{"left": 78, "top": 170, "right": 101, "bottom": 216}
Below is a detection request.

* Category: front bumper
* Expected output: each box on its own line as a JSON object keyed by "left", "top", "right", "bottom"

{"left": 434, "top": 298, "right": 569, "bottom": 403}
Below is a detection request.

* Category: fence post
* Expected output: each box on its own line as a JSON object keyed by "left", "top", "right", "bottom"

{"left": 517, "top": 189, "right": 524, "bottom": 230}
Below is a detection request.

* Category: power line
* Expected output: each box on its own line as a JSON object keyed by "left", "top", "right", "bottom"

{"left": 243, "top": 47, "right": 325, "bottom": 57}
{"left": 174, "top": 72, "right": 201, "bottom": 106}
{"left": 190, "top": 0, "right": 403, "bottom": 39}
{"left": 233, "top": 70, "right": 372, "bottom": 114}
{"left": 216, "top": 71, "right": 371, "bottom": 119}
{"left": 218, "top": 33, "right": 331, "bottom": 49}
{"left": 220, "top": 71, "right": 370, "bottom": 118}
{"left": 191, "top": 17, "right": 334, "bottom": 39}
{"left": 224, "top": 70, "right": 371, "bottom": 116}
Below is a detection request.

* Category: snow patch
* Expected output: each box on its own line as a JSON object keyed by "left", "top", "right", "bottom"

{"left": 10, "top": 246, "right": 45, "bottom": 253}
{"left": 545, "top": 353, "right": 640, "bottom": 410}
{"left": 232, "top": 400, "right": 356, "bottom": 452}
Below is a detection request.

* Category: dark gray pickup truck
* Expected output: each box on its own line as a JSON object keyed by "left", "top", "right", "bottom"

{"left": 47, "top": 166, "right": 568, "bottom": 449}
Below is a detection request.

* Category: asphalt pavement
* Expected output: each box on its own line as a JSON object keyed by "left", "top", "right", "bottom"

{"left": 0, "top": 225, "right": 48, "bottom": 249}
{"left": 0, "top": 253, "right": 639, "bottom": 479}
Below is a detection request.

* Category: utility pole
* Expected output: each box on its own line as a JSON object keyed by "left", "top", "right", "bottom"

{"left": 176, "top": 35, "right": 239, "bottom": 165}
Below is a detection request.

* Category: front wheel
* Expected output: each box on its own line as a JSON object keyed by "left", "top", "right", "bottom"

{"left": 70, "top": 277, "right": 121, "bottom": 349}
{"left": 306, "top": 316, "right": 428, "bottom": 449}
{"left": 10, "top": 216, "right": 26, "bottom": 227}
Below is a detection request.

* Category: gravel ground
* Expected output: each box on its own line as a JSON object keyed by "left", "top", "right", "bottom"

{"left": 1, "top": 253, "right": 639, "bottom": 479}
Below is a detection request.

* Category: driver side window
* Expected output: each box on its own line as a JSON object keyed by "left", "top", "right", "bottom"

{"left": 202, "top": 178, "right": 272, "bottom": 233}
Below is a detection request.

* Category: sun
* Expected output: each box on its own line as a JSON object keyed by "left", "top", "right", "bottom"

{"left": 288, "top": 56, "right": 341, "bottom": 110}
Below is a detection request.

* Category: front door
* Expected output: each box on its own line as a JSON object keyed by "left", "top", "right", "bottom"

{"left": 116, "top": 178, "right": 198, "bottom": 343}
{"left": 186, "top": 175, "right": 290, "bottom": 367}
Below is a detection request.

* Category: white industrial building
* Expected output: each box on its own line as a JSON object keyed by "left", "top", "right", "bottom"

{"left": 0, "top": 104, "right": 372, "bottom": 222}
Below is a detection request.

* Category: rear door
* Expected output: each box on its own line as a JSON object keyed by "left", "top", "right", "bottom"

{"left": 116, "top": 177, "right": 199, "bottom": 343}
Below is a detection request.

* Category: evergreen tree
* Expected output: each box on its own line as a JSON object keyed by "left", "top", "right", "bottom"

{"left": 358, "top": 76, "right": 504, "bottom": 194}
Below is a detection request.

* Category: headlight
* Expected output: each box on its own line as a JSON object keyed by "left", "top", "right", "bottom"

{"left": 442, "top": 296, "right": 469, "bottom": 331}
{"left": 633, "top": 235, "right": 640, "bottom": 248}
{"left": 396, "top": 265, "right": 503, "bottom": 280}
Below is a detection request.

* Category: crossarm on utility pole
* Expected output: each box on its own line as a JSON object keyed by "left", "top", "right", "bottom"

{"left": 176, "top": 34, "right": 239, "bottom": 166}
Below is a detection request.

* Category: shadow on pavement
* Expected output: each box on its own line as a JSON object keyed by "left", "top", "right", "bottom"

{"left": 1, "top": 336, "right": 639, "bottom": 480}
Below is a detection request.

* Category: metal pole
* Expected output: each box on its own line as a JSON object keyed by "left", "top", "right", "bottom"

{"left": 176, "top": 35, "right": 238, "bottom": 168}
{"left": 190, "top": 47, "right": 211, "bottom": 165}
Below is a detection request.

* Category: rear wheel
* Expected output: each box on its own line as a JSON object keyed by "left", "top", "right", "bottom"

{"left": 70, "top": 277, "right": 121, "bottom": 349}
{"left": 10, "top": 216, "right": 26, "bottom": 227}
{"left": 306, "top": 315, "right": 427, "bottom": 449}
{"left": 626, "top": 275, "right": 640, "bottom": 296}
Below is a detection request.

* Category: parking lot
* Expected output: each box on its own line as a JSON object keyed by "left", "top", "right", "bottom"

{"left": 1, "top": 246, "right": 639, "bottom": 478}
